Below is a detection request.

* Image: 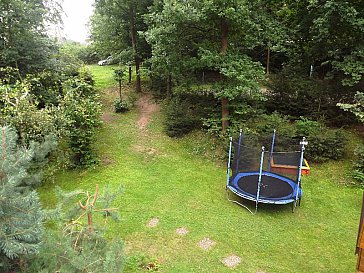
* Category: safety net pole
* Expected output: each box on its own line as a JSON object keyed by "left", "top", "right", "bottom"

{"left": 255, "top": 146, "right": 265, "bottom": 213}
{"left": 295, "top": 137, "right": 308, "bottom": 201}
{"left": 268, "top": 129, "right": 276, "bottom": 172}
{"left": 226, "top": 137, "right": 233, "bottom": 187}
{"left": 235, "top": 129, "right": 243, "bottom": 172}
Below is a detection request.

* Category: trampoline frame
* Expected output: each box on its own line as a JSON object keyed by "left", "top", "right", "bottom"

{"left": 226, "top": 129, "right": 307, "bottom": 214}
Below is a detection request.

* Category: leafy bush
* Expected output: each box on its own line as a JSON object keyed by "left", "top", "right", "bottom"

{"left": 294, "top": 118, "right": 347, "bottom": 162}
{"left": 164, "top": 96, "right": 199, "bottom": 137}
{"left": 266, "top": 71, "right": 356, "bottom": 125}
{"left": 114, "top": 98, "right": 129, "bottom": 113}
{"left": 295, "top": 118, "right": 321, "bottom": 136}
{"left": 163, "top": 94, "right": 217, "bottom": 137}
{"left": 0, "top": 79, "right": 59, "bottom": 145}
{"left": 246, "top": 115, "right": 347, "bottom": 162}
{"left": 26, "top": 71, "right": 63, "bottom": 107}
{"left": 62, "top": 76, "right": 102, "bottom": 167}
{"left": 351, "top": 145, "right": 364, "bottom": 185}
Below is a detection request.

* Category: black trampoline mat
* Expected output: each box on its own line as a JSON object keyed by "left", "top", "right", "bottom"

{"left": 237, "top": 174, "right": 293, "bottom": 198}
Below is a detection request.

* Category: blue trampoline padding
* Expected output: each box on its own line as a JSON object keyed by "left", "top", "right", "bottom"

{"left": 228, "top": 171, "right": 302, "bottom": 205}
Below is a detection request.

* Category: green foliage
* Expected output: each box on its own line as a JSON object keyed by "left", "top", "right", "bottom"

{"left": 295, "top": 118, "right": 347, "bottom": 162}
{"left": 351, "top": 145, "right": 364, "bottom": 185}
{"left": 28, "top": 231, "right": 124, "bottom": 273}
{"left": 163, "top": 94, "right": 218, "bottom": 137}
{"left": 61, "top": 76, "right": 102, "bottom": 167}
{"left": 281, "top": 0, "right": 363, "bottom": 86}
{"left": 114, "top": 98, "right": 130, "bottom": 113}
{"left": 91, "top": 0, "right": 151, "bottom": 72}
{"left": 0, "top": 126, "right": 45, "bottom": 270}
{"left": 0, "top": 78, "right": 59, "bottom": 145}
{"left": 114, "top": 68, "right": 125, "bottom": 82}
{"left": 225, "top": 114, "right": 347, "bottom": 162}
{"left": 0, "top": 0, "right": 61, "bottom": 74}
{"left": 249, "top": 116, "right": 347, "bottom": 162}
{"left": 59, "top": 41, "right": 101, "bottom": 65}
{"left": 28, "top": 185, "right": 124, "bottom": 273}
{"left": 266, "top": 70, "right": 358, "bottom": 125}
{"left": 338, "top": 91, "right": 364, "bottom": 123}
{"left": 164, "top": 97, "right": 199, "bottom": 137}
{"left": 338, "top": 93, "right": 364, "bottom": 184}
{"left": 0, "top": 67, "right": 103, "bottom": 170}
{"left": 199, "top": 50, "right": 265, "bottom": 100}
{"left": 26, "top": 70, "right": 63, "bottom": 107}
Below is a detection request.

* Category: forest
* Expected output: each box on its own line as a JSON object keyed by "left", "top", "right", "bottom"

{"left": 0, "top": 0, "right": 363, "bottom": 272}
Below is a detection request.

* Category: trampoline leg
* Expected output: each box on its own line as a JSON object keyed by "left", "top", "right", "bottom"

{"left": 292, "top": 201, "right": 297, "bottom": 213}
{"left": 299, "top": 198, "right": 301, "bottom": 207}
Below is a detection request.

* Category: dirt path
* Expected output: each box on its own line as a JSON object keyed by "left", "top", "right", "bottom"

{"left": 132, "top": 93, "right": 161, "bottom": 157}
{"left": 136, "top": 93, "right": 160, "bottom": 132}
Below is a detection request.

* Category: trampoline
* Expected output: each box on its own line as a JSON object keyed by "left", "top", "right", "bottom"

{"left": 226, "top": 130, "right": 308, "bottom": 214}
{"left": 229, "top": 172, "right": 302, "bottom": 204}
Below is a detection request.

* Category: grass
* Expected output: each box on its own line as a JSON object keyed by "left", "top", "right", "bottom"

{"left": 39, "top": 65, "right": 362, "bottom": 273}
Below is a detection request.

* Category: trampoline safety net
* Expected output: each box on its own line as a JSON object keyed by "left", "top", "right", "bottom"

{"left": 231, "top": 141, "right": 302, "bottom": 183}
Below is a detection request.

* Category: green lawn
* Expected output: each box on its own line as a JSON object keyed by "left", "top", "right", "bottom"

{"left": 39, "top": 65, "right": 362, "bottom": 273}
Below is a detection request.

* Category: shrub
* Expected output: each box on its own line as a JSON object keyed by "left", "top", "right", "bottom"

{"left": 237, "top": 115, "right": 347, "bottom": 162}
{"left": 0, "top": 79, "right": 55, "bottom": 141}
{"left": 351, "top": 145, "right": 364, "bottom": 185}
{"left": 62, "top": 76, "right": 102, "bottom": 167}
{"left": 295, "top": 118, "right": 347, "bottom": 162}
{"left": 163, "top": 93, "right": 218, "bottom": 137}
{"left": 164, "top": 96, "right": 199, "bottom": 137}
{"left": 266, "top": 71, "right": 356, "bottom": 125}
{"left": 113, "top": 98, "right": 129, "bottom": 113}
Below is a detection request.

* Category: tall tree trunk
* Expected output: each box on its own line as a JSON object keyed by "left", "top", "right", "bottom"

{"left": 221, "top": 18, "right": 228, "bottom": 54}
{"left": 220, "top": 18, "right": 229, "bottom": 132}
{"left": 128, "top": 65, "right": 132, "bottom": 84}
{"left": 266, "top": 42, "right": 271, "bottom": 75}
{"left": 129, "top": 4, "right": 141, "bottom": 93}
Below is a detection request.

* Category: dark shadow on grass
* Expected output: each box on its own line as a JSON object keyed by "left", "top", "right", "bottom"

{"left": 226, "top": 192, "right": 300, "bottom": 215}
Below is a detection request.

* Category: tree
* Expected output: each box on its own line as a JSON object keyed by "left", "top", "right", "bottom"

{"left": 61, "top": 72, "right": 102, "bottom": 167}
{"left": 0, "top": 0, "right": 62, "bottom": 74}
{"left": 338, "top": 92, "right": 364, "bottom": 122}
{"left": 27, "top": 185, "right": 124, "bottom": 273}
{"left": 0, "top": 126, "right": 45, "bottom": 270}
{"left": 91, "top": 0, "right": 152, "bottom": 92}
{"left": 281, "top": 0, "right": 364, "bottom": 86}
{"left": 146, "top": 0, "right": 270, "bottom": 131}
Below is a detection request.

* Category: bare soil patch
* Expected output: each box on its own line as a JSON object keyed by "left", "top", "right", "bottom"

{"left": 198, "top": 237, "right": 215, "bottom": 250}
{"left": 136, "top": 93, "right": 160, "bottom": 131}
{"left": 147, "top": 217, "right": 160, "bottom": 228}
{"left": 132, "top": 144, "right": 159, "bottom": 156}
{"left": 222, "top": 255, "right": 241, "bottom": 268}
{"left": 176, "top": 227, "right": 189, "bottom": 235}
